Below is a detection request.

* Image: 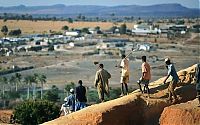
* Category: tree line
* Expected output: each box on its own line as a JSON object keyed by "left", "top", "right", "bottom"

{"left": 0, "top": 13, "right": 140, "bottom": 23}
{"left": 0, "top": 73, "right": 47, "bottom": 103}
{"left": 1, "top": 25, "right": 21, "bottom": 38}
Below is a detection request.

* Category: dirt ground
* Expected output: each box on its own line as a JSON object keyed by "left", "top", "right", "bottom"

{"left": 0, "top": 110, "right": 13, "bottom": 124}
{"left": 0, "top": 20, "right": 134, "bottom": 35}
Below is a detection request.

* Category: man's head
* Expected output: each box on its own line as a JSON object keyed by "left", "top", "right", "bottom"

{"left": 165, "top": 58, "right": 171, "bottom": 65}
{"left": 99, "top": 63, "right": 104, "bottom": 69}
{"left": 78, "top": 80, "right": 82, "bottom": 85}
{"left": 70, "top": 88, "right": 74, "bottom": 94}
{"left": 121, "top": 54, "right": 126, "bottom": 59}
{"left": 142, "top": 56, "right": 146, "bottom": 62}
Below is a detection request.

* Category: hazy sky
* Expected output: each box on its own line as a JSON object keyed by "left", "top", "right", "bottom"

{"left": 0, "top": 0, "right": 199, "bottom": 8}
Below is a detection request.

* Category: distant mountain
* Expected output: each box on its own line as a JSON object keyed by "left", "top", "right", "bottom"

{"left": 0, "top": 3, "right": 199, "bottom": 17}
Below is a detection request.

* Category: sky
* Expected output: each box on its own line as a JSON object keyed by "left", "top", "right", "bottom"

{"left": 0, "top": 0, "right": 199, "bottom": 8}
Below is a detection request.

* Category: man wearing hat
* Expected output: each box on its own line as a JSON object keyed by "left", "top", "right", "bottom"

{"left": 60, "top": 88, "right": 76, "bottom": 115}
{"left": 163, "top": 58, "right": 179, "bottom": 103}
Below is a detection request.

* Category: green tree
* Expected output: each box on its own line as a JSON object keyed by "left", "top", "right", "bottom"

{"left": 15, "top": 73, "right": 22, "bottom": 91}
{"left": 24, "top": 75, "right": 34, "bottom": 100}
{"left": 120, "top": 24, "right": 127, "bottom": 34}
{"left": 32, "top": 73, "right": 39, "bottom": 100}
{"left": 8, "top": 29, "right": 22, "bottom": 36}
{"left": 95, "top": 26, "right": 100, "bottom": 31}
{"left": 64, "top": 82, "right": 75, "bottom": 93}
{"left": 82, "top": 28, "right": 89, "bottom": 33}
{"left": 0, "top": 77, "right": 8, "bottom": 107}
{"left": 43, "top": 85, "right": 59, "bottom": 102}
{"left": 1, "top": 25, "right": 8, "bottom": 38}
{"left": 48, "top": 45, "right": 54, "bottom": 51}
{"left": 9, "top": 75, "right": 17, "bottom": 91}
{"left": 61, "top": 25, "right": 69, "bottom": 31}
{"left": 37, "top": 74, "right": 47, "bottom": 99}
{"left": 14, "top": 100, "right": 60, "bottom": 125}
{"left": 68, "top": 18, "right": 73, "bottom": 23}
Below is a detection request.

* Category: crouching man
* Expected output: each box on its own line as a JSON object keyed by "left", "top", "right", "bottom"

{"left": 60, "top": 89, "right": 75, "bottom": 115}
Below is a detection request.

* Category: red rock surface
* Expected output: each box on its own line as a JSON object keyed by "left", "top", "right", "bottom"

{"left": 0, "top": 110, "right": 12, "bottom": 123}
{"left": 160, "top": 99, "right": 200, "bottom": 125}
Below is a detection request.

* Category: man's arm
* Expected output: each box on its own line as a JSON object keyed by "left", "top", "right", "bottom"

{"left": 142, "top": 72, "right": 145, "bottom": 79}
{"left": 118, "top": 60, "right": 124, "bottom": 68}
{"left": 107, "top": 71, "right": 111, "bottom": 79}
{"left": 94, "top": 72, "right": 99, "bottom": 87}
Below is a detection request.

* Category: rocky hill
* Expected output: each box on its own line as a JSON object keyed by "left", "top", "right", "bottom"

{"left": 0, "top": 4, "right": 199, "bottom": 17}
{"left": 43, "top": 64, "right": 199, "bottom": 125}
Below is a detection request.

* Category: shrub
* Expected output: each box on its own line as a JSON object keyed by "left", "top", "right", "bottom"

{"left": 43, "top": 85, "right": 60, "bottom": 102}
{"left": 13, "top": 100, "right": 60, "bottom": 125}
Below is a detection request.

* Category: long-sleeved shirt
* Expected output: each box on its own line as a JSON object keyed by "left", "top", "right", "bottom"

{"left": 76, "top": 85, "right": 87, "bottom": 102}
{"left": 94, "top": 68, "right": 111, "bottom": 87}
{"left": 167, "top": 64, "right": 179, "bottom": 82}
{"left": 64, "top": 94, "right": 75, "bottom": 111}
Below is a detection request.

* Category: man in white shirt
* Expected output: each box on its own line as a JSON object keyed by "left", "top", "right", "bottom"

{"left": 119, "top": 54, "right": 130, "bottom": 96}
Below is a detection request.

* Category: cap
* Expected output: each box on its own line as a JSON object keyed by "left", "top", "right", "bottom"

{"left": 70, "top": 88, "right": 74, "bottom": 93}
{"left": 165, "top": 58, "right": 170, "bottom": 62}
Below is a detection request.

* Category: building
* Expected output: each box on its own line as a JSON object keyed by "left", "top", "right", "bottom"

{"left": 96, "top": 39, "right": 128, "bottom": 49}
{"left": 65, "top": 31, "right": 80, "bottom": 37}
{"left": 132, "top": 24, "right": 160, "bottom": 35}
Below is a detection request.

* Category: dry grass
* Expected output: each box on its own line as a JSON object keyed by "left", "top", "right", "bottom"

{"left": 0, "top": 20, "right": 134, "bottom": 36}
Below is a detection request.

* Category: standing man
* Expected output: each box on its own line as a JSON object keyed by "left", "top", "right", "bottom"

{"left": 163, "top": 58, "right": 179, "bottom": 103}
{"left": 195, "top": 63, "right": 200, "bottom": 107}
{"left": 137, "top": 56, "right": 151, "bottom": 97}
{"left": 94, "top": 64, "right": 111, "bottom": 102}
{"left": 119, "top": 54, "right": 130, "bottom": 96}
{"left": 75, "top": 80, "right": 87, "bottom": 111}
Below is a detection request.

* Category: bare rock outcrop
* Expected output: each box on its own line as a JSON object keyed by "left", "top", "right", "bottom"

{"left": 160, "top": 99, "right": 200, "bottom": 125}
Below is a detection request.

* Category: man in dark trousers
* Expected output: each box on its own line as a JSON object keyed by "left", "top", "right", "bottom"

{"left": 75, "top": 80, "right": 87, "bottom": 111}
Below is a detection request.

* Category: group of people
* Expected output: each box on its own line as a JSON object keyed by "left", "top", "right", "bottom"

{"left": 61, "top": 54, "right": 200, "bottom": 115}
{"left": 94, "top": 55, "right": 152, "bottom": 102}
{"left": 60, "top": 80, "right": 87, "bottom": 115}
{"left": 93, "top": 54, "right": 199, "bottom": 105}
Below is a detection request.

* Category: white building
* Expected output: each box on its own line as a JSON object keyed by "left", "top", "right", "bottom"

{"left": 132, "top": 24, "right": 160, "bottom": 35}
{"left": 65, "top": 31, "right": 80, "bottom": 36}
